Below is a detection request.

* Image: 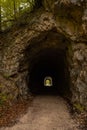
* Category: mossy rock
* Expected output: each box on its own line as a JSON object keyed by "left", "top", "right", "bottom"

{"left": 74, "top": 103, "right": 85, "bottom": 112}
{"left": 0, "top": 93, "right": 8, "bottom": 105}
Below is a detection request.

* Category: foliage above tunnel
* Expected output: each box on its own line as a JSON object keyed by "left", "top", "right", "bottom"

{"left": 0, "top": 0, "right": 86, "bottom": 32}
{"left": 0, "top": 0, "right": 37, "bottom": 31}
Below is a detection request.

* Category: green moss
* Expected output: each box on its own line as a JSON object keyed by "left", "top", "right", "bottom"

{"left": 74, "top": 103, "right": 85, "bottom": 112}
{"left": 68, "top": 44, "right": 72, "bottom": 55}
{"left": 0, "top": 85, "right": 3, "bottom": 88}
{"left": 0, "top": 93, "right": 8, "bottom": 105}
{"left": 3, "top": 73, "right": 10, "bottom": 79}
{"left": 66, "top": 44, "right": 73, "bottom": 68}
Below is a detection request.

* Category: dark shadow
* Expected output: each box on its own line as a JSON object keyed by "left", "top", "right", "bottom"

{"left": 27, "top": 48, "right": 70, "bottom": 97}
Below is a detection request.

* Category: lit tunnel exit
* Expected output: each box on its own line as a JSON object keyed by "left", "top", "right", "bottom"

{"left": 44, "top": 76, "right": 53, "bottom": 87}
{"left": 28, "top": 48, "right": 70, "bottom": 96}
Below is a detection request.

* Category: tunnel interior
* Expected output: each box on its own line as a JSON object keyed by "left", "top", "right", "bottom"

{"left": 28, "top": 48, "right": 70, "bottom": 96}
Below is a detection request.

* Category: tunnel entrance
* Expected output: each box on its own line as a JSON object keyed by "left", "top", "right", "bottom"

{"left": 28, "top": 48, "right": 70, "bottom": 96}
{"left": 23, "top": 30, "right": 72, "bottom": 98}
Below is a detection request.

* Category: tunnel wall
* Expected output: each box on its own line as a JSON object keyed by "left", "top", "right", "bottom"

{"left": 69, "top": 43, "right": 87, "bottom": 110}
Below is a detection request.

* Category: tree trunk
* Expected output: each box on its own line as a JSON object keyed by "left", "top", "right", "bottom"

{"left": 13, "top": 0, "right": 17, "bottom": 20}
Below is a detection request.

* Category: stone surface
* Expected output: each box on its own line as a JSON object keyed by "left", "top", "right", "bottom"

{"left": 70, "top": 43, "right": 87, "bottom": 109}
{"left": 0, "top": 0, "right": 87, "bottom": 110}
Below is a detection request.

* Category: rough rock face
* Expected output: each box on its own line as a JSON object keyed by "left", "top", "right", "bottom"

{"left": 71, "top": 43, "right": 87, "bottom": 109}
{"left": 0, "top": 0, "right": 87, "bottom": 110}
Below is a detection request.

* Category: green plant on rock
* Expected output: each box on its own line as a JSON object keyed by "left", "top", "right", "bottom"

{"left": 0, "top": 93, "right": 7, "bottom": 105}
{"left": 3, "top": 73, "right": 10, "bottom": 79}
{"left": 74, "top": 103, "right": 85, "bottom": 112}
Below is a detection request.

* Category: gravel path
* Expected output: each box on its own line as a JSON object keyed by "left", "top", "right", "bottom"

{"left": 1, "top": 95, "right": 78, "bottom": 130}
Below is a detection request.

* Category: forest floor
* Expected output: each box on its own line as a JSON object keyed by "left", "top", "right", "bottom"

{"left": 0, "top": 95, "right": 87, "bottom": 130}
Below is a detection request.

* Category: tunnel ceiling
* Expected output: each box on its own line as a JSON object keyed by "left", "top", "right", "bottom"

{"left": 24, "top": 30, "right": 69, "bottom": 72}
{"left": 30, "top": 48, "right": 66, "bottom": 71}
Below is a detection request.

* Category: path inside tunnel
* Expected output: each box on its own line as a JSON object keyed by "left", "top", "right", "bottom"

{"left": 1, "top": 96, "right": 79, "bottom": 130}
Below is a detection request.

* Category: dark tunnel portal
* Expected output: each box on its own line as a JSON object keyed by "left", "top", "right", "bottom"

{"left": 28, "top": 49, "right": 69, "bottom": 96}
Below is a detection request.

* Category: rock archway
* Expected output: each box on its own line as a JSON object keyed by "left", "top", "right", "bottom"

{"left": 12, "top": 30, "right": 70, "bottom": 97}
{"left": 0, "top": 1, "right": 87, "bottom": 111}
{"left": 23, "top": 31, "right": 71, "bottom": 97}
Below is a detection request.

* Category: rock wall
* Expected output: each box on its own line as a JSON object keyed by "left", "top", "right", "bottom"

{"left": 70, "top": 43, "right": 87, "bottom": 110}
{"left": 0, "top": 0, "right": 87, "bottom": 110}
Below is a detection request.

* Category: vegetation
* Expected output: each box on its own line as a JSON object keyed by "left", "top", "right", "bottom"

{"left": 74, "top": 103, "right": 85, "bottom": 112}
{"left": 0, "top": 0, "right": 86, "bottom": 31}
{"left": 0, "top": 0, "right": 37, "bottom": 31}
{"left": 0, "top": 93, "right": 7, "bottom": 105}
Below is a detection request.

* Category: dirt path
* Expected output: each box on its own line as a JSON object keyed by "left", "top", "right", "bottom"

{"left": 1, "top": 96, "right": 78, "bottom": 130}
